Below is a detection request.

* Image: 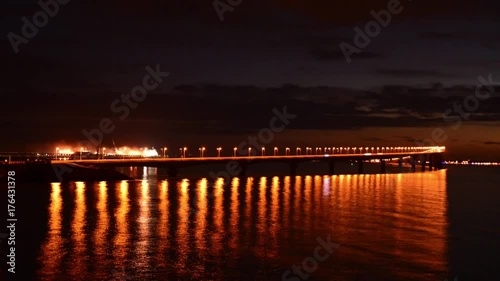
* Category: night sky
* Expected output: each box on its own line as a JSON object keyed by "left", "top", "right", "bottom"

{"left": 1, "top": 0, "right": 500, "bottom": 160}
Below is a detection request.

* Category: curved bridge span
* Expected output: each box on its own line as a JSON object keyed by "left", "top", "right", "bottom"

{"left": 52, "top": 146, "right": 446, "bottom": 177}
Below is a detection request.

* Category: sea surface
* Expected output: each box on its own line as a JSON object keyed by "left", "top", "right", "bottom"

{"left": 3, "top": 165, "right": 499, "bottom": 281}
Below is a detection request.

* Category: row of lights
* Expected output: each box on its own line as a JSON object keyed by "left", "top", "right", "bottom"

{"left": 54, "top": 146, "right": 444, "bottom": 159}
{"left": 161, "top": 146, "right": 443, "bottom": 158}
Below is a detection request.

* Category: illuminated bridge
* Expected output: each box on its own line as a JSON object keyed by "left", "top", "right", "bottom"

{"left": 48, "top": 146, "right": 445, "bottom": 177}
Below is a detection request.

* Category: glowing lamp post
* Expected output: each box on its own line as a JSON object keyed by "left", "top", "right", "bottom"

{"left": 261, "top": 147, "right": 265, "bottom": 156}
{"left": 296, "top": 147, "right": 301, "bottom": 155}
{"left": 248, "top": 147, "right": 252, "bottom": 157}
{"left": 233, "top": 147, "right": 237, "bottom": 157}
{"left": 199, "top": 147, "right": 205, "bottom": 158}
{"left": 285, "top": 147, "right": 290, "bottom": 156}
{"left": 217, "top": 147, "right": 221, "bottom": 158}
{"left": 274, "top": 147, "right": 278, "bottom": 156}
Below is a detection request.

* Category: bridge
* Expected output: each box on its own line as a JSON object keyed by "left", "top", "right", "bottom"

{"left": 49, "top": 146, "right": 446, "bottom": 177}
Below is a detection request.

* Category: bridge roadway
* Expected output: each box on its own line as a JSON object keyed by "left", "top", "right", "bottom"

{"left": 52, "top": 150, "right": 445, "bottom": 177}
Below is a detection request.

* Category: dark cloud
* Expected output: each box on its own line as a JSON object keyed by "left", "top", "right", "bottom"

{"left": 419, "top": 32, "right": 461, "bottom": 39}
{"left": 310, "top": 48, "right": 383, "bottom": 61}
{"left": 375, "top": 69, "right": 458, "bottom": 78}
{"left": 2, "top": 83, "right": 499, "bottom": 150}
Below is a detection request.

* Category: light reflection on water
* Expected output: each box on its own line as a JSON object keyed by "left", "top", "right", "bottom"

{"left": 36, "top": 171, "right": 448, "bottom": 281}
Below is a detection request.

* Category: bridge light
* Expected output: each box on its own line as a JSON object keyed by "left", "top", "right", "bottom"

{"left": 233, "top": 147, "right": 237, "bottom": 157}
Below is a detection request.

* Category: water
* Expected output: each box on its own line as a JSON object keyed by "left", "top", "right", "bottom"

{"left": 4, "top": 166, "right": 500, "bottom": 281}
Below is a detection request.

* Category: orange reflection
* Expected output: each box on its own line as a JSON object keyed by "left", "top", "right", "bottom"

{"left": 229, "top": 177, "right": 240, "bottom": 250}
{"left": 70, "top": 182, "right": 87, "bottom": 276}
{"left": 212, "top": 178, "right": 224, "bottom": 255}
{"left": 93, "top": 181, "right": 109, "bottom": 273}
{"left": 195, "top": 178, "right": 208, "bottom": 257}
{"left": 136, "top": 180, "right": 151, "bottom": 268}
{"left": 244, "top": 177, "right": 254, "bottom": 241}
{"left": 156, "top": 180, "right": 169, "bottom": 266}
{"left": 38, "top": 183, "right": 63, "bottom": 277}
{"left": 175, "top": 179, "right": 189, "bottom": 274}
{"left": 114, "top": 181, "right": 130, "bottom": 264}
{"left": 282, "top": 176, "right": 291, "bottom": 239}
{"left": 257, "top": 177, "right": 267, "bottom": 249}
{"left": 325, "top": 172, "right": 449, "bottom": 279}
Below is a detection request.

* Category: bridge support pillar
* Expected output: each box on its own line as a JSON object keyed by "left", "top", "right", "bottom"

{"left": 411, "top": 156, "right": 417, "bottom": 172}
{"left": 421, "top": 154, "right": 427, "bottom": 172}
{"left": 428, "top": 154, "right": 434, "bottom": 171}
{"left": 398, "top": 157, "right": 403, "bottom": 173}
{"left": 380, "top": 160, "right": 386, "bottom": 174}
{"left": 328, "top": 160, "right": 335, "bottom": 175}
{"left": 358, "top": 160, "right": 364, "bottom": 174}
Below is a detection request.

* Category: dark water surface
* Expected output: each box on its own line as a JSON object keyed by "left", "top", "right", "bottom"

{"left": 4, "top": 166, "right": 500, "bottom": 281}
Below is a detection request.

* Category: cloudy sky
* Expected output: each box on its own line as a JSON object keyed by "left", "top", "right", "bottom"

{"left": 1, "top": 0, "right": 500, "bottom": 160}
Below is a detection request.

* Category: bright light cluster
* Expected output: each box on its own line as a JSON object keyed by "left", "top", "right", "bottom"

{"left": 54, "top": 145, "right": 159, "bottom": 157}
{"left": 107, "top": 146, "right": 159, "bottom": 157}
{"left": 444, "top": 161, "right": 499, "bottom": 166}
{"left": 55, "top": 147, "right": 75, "bottom": 155}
